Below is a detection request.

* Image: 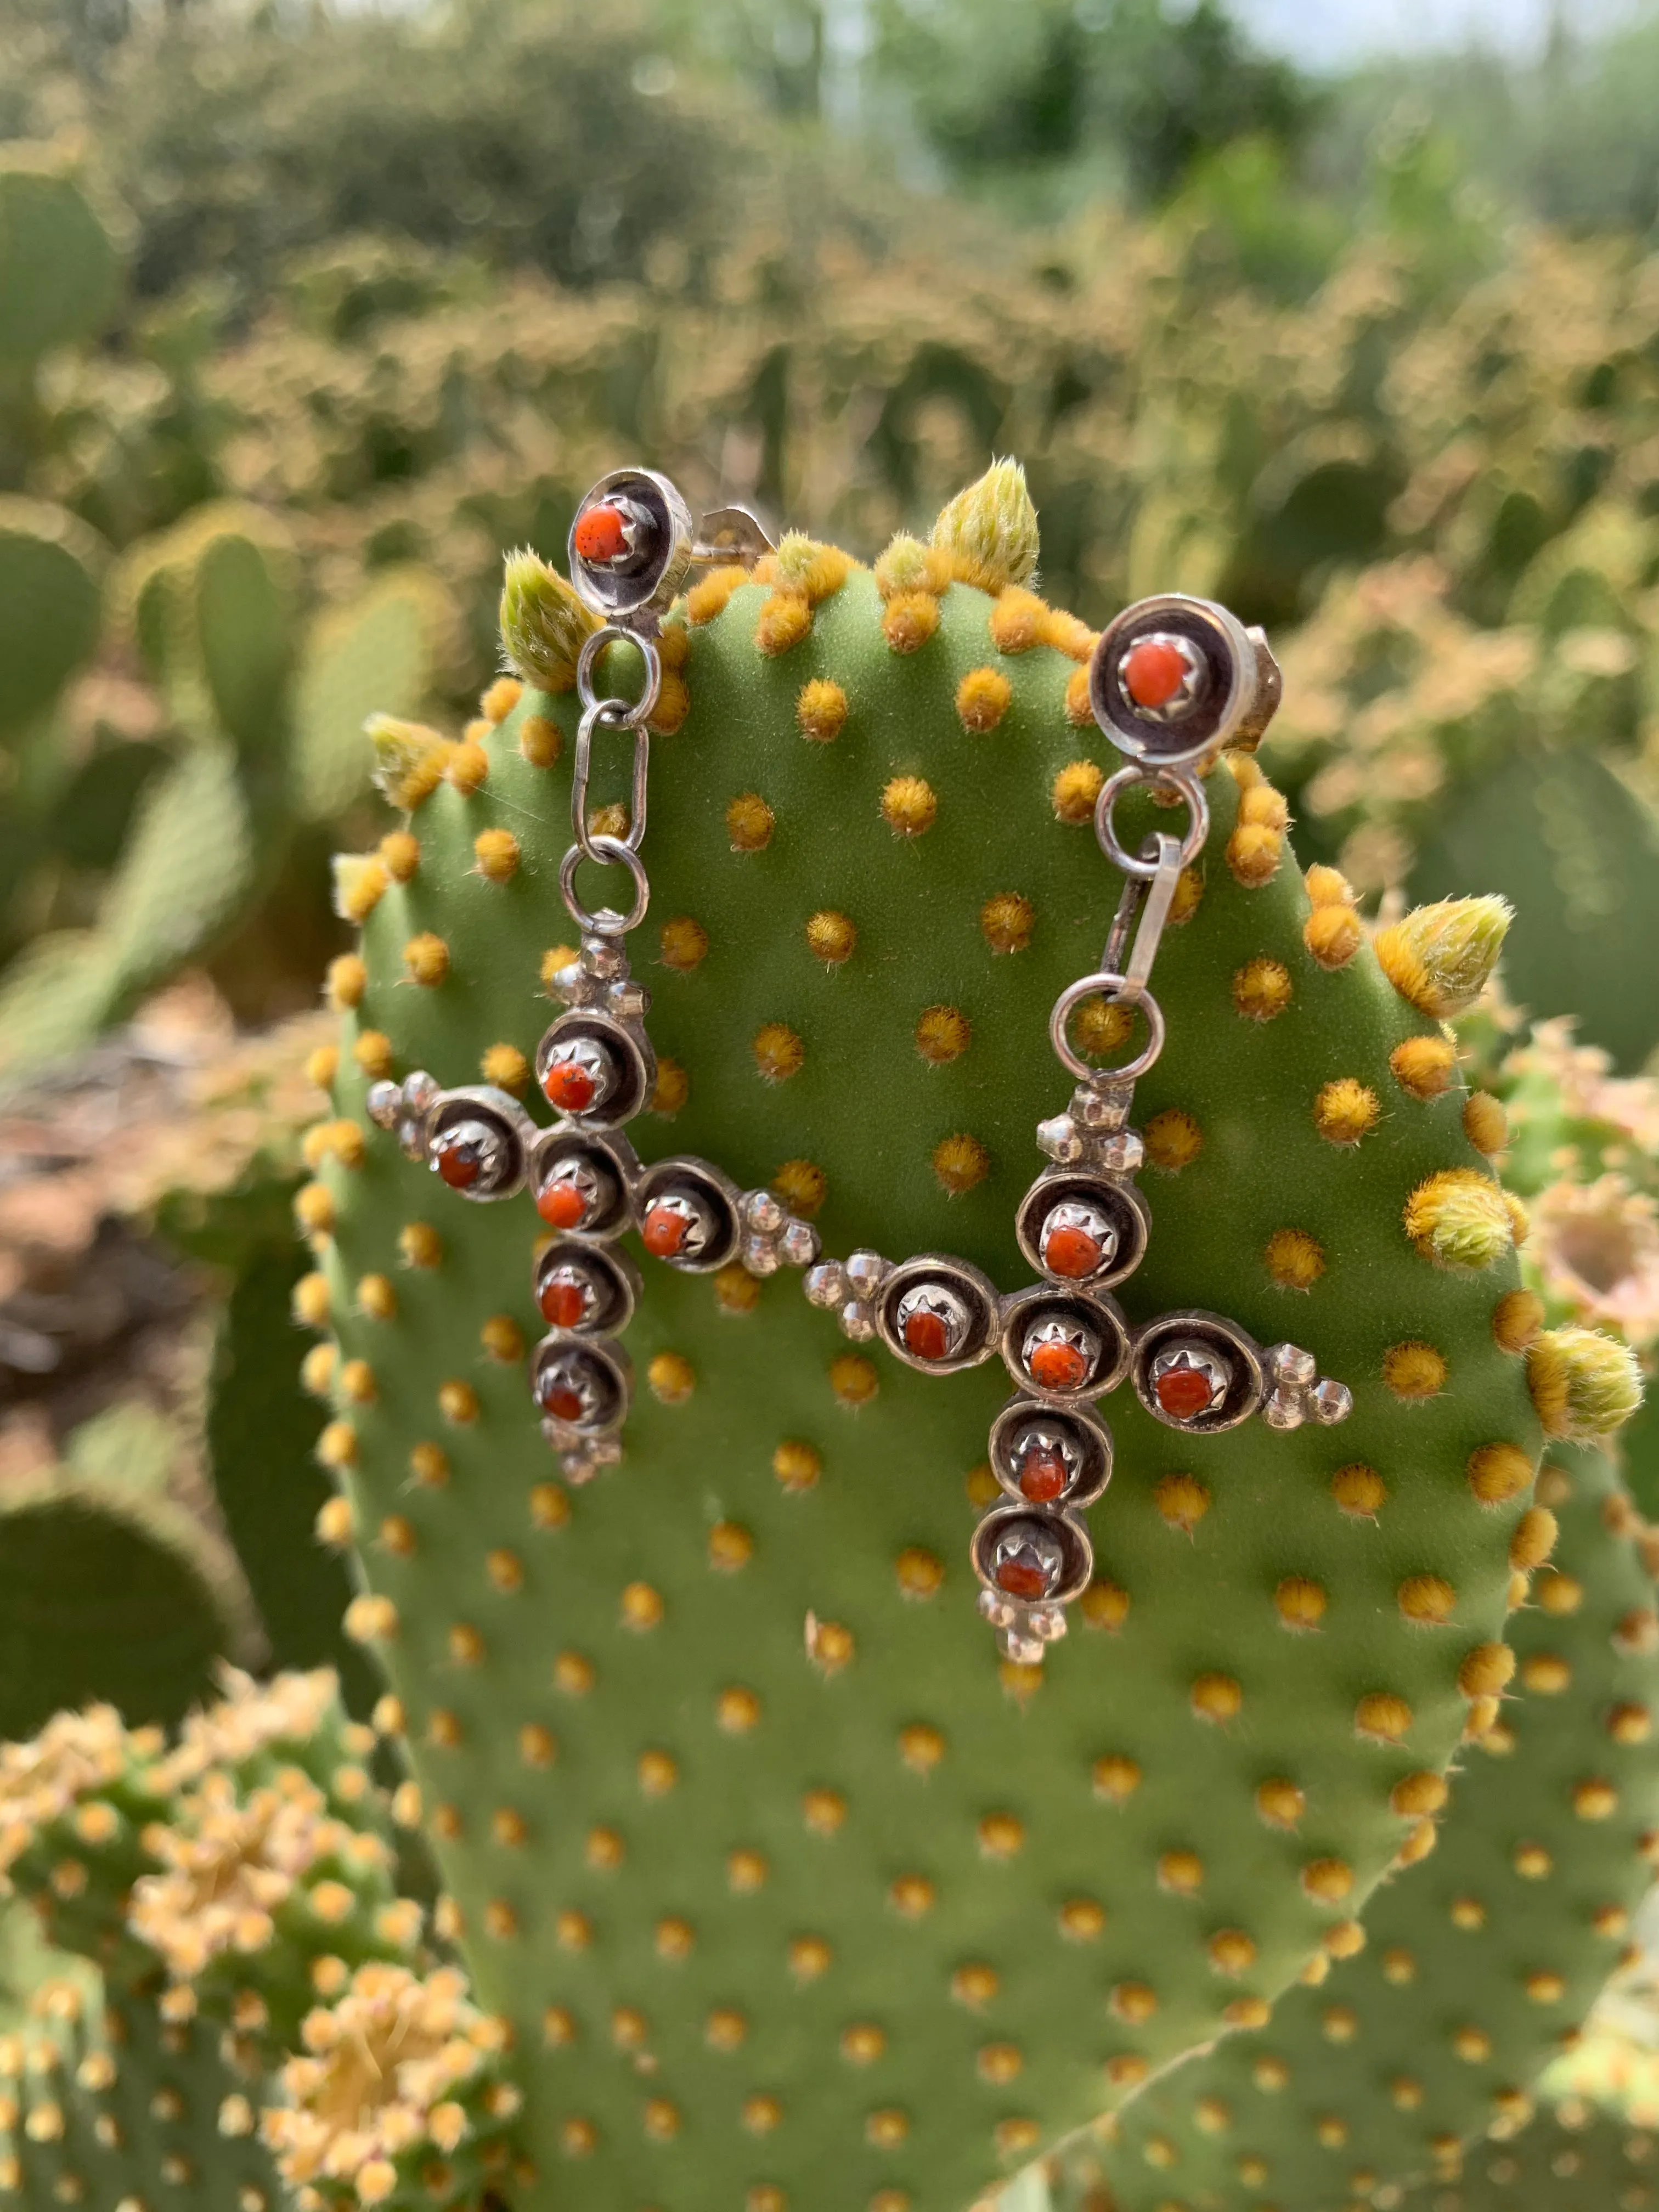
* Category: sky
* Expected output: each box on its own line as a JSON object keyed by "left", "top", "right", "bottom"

{"left": 1232, "top": 0, "right": 1640, "bottom": 69}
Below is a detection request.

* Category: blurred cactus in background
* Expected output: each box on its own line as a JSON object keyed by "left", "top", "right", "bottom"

{"left": 4, "top": 4, "right": 1659, "bottom": 1071}
{"left": 0, "top": 154, "right": 457, "bottom": 1083}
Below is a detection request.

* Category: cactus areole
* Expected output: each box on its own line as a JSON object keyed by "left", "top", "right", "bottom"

{"left": 101, "top": 452, "right": 1631, "bottom": 2212}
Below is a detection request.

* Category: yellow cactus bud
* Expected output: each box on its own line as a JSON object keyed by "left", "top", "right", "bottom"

{"left": 989, "top": 587, "right": 1047, "bottom": 653}
{"left": 499, "top": 548, "right": 599, "bottom": 692}
{"left": 930, "top": 460, "right": 1040, "bottom": 594}
{"left": 771, "top": 534, "right": 851, "bottom": 605}
{"left": 1403, "top": 1169, "right": 1517, "bottom": 1269}
{"left": 366, "top": 715, "right": 453, "bottom": 810}
{"left": 325, "top": 952, "right": 366, "bottom": 1010}
{"left": 873, "top": 534, "right": 951, "bottom": 600}
{"left": 477, "top": 675, "right": 520, "bottom": 724}
{"left": 882, "top": 776, "right": 936, "bottom": 836}
{"left": 403, "top": 932, "right": 449, "bottom": 987}
{"left": 480, "top": 1043, "right": 529, "bottom": 1094}
{"left": 1374, "top": 895, "right": 1513, "bottom": 1019}
{"left": 332, "top": 854, "right": 388, "bottom": 924}
{"left": 1527, "top": 1327, "right": 1644, "bottom": 1439}
{"left": 726, "top": 793, "right": 775, "bottom": 851}
{"left": 1510, "top": 1506, "right": 1558, "bottom": 1569}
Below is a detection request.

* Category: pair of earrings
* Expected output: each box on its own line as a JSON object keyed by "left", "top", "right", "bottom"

{"left": 369, "top": 470, "right": 1351, "bottom": 1662}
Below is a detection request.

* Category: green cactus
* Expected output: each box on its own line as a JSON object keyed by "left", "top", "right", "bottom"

{"left": 207, "top": 1245, "right": 385, "bottom": 1716}
{"left": 0, "top": 1976, "right": 284, "bottom": 2212}
{"left": 1410, "top": 2091, "right": 1659, "bottom": 2212}
{"left": 0, "top": 462, "right": 1647, "bottom": 2212}
{"left": 0, "top": 502, "right": 452, "bottom": 1085}
{"left": 0, "top": 1671, "right": 518, "bottom": 2212}
{"left": 278, "top": 464, "right": 1609, "bottom": 2211}
{"left": 1051, "top": 1437, "right": 1659, "bottom": 2210}
{"left": 0, "top": 1479, "right": 244, "bottom": 1743}
{"left": 290, "top": 567, "right": 458, "bottom": 824}
{"left": 0, "top": 148, "right": 119, "bottom": 374}
{"left": 1, "top": 1672, "right": 407, "bottom": 2035}
{"left": 0, "top": 498, "right": 103, "bottom": 743}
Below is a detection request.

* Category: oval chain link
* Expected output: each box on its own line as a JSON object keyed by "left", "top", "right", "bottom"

{"left": 560, "top": 623, "right": 663, "bottom": 930}
{"left": 1047, "top": 764, "right": 1211, "bottom": 1086}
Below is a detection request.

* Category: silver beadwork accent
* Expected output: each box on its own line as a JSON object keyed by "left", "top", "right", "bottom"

{"left": 365, "top": 1080, "right": 402, "bottom": 1131}
{"left": 736, "top": 1188, "right": 820, "bottom": 1276}
{"left": 1071, "top": 1082, "right": 1132, "bottom": 1132}
{"left": 548, "top": 933, "right": 651, "bottom": 1020}
{"left": 1044, "top": 1075, "right": 1150, "bottom": 1177}
{"left": 1035, "top": 1114, "right": 1086, "bottom": 1165}
{"left": 977, "top": 1589, "right": 1020, "bottom": 1631}
{"left": 809, "top": 1248, "right": 890, "bottom": 1342}
{"left": 1311, "top": 1378, "right": 1354, "bottom": 1425}
{"left": 552, "top": 1432, "right": 624, "bottom": 1486}
{"left": 1261, "top": 1344, "right": 1353, "bottom": 1431}
{"left": 780, "top": 1219, "right": 819, "bottom": 1268}
{"left": 367, "top": 1070, "right": 445, "bottom": 1160}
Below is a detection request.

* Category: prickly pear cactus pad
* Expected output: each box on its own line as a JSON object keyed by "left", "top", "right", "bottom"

{"left": 0, "top": 1974, "right": 282, "bottom": 2212}
{"left": 303, "top": 465, "right": 1615, "bottom": 2212}
{"left": 1415, "top": 2096, "right": 1659, "bottom": 2212}
{"left": 1424, "top": 2028, "right": 1659, "bottom": 2212}
{"left": 1056, "top": 1440, "right": 1659, "bottom": 2211}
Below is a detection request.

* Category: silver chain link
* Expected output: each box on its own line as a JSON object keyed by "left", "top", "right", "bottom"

{"left": 560, "top": 623, "right": 663, "bottom": 936}
{"left": 1046, "top": 764, "right": 1210, "bottom": 1090}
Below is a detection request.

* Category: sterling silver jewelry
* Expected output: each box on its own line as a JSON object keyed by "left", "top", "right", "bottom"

{"left": 805, "top": 591, "right": 1348, "bottom": 1663}
{"left": 371, "top": 473, "right": 822, "bottom": 1484}
{"left": 370, "top": 469, "right": 1352, "bottom": 1654}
